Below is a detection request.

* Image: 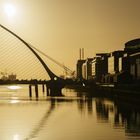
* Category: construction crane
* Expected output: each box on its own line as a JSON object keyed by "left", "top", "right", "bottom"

{"left": 0, "top": 70, "right": 8, "bottom": 79}
{"left": 29, "top": 44, "right": 75, "bottom": 78}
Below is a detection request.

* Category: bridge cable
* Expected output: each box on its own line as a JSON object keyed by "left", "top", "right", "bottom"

{"left": 30, "top": 44, "right": 75, "bottom": 76}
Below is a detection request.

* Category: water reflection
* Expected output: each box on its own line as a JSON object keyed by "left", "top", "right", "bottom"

{"left": 59, "top": 90, "right": 140, "bottom": 138}
{"left": 16, "top": 94, "right": 140, "bottom": 139}
{"left": 96, "top": 99, "right": 110, "bottom": 122}
{"left": 0, "top": 87, "right": 140, "bottom": 140}
{"left": 94, "top": 97, "right": 140, "bottom": 137}
{"left": 77, "top": 98, "right": 93, "bottom": 115}
{"left": 114, "top": 100, "right": 140, "bottom": 137}
{"left": 25, "top": 99, "right": 56, "bottom": 140}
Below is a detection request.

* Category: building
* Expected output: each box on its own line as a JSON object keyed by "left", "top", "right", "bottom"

{"left": 76, "top": 59, "right": 86, "bottom": 81}
{"left": 124, "top": 38, "right": 140, "bottom": 53}
{"left": 95, "top": 53, "right": 110, "bottom": 82}
{"left": 1, "top": 73, "right": 17, "bottom": 81}
{"left": 82, "top": 58, "right": 93, "bottom": 80}
{"left": 92, "top": 39, "right": 140, "bottom": 84}
{"left": 123, "top": 39, "right": 140, "bottom": 82}
{"left": 107, "top": 51, "right": 124, "bottom": 83}
{"left": 8, "top": 73, "right": 17, "bottom": 80}
{"left": 107, "top": 39, "right": 140, "bottom": 83}
{"left": 129, "top": 52, "right": 140, "bottom": 81}
{"left": 108, "top": 51, "right": 124, "bottom": 74}
{"left": 76, "top": 38, "right": 140, "bottom": 84}
{"left": 91, "top": 57, "right": 96, "bottom": 79}
{"left": 76, "top": 48, "right": 85, "bottom": 81}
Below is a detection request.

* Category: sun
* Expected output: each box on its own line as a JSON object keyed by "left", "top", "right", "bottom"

{"left": 4, "top": 3, "right": 17, "bottom": 18}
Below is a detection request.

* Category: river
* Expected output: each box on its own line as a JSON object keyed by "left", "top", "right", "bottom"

{"left": 0, "top": 85, "right": 139, "bottom": 140}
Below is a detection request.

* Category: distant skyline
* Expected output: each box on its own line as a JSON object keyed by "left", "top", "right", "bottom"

{"left": 0, "top": 0, "right": 140, "bottom": 78}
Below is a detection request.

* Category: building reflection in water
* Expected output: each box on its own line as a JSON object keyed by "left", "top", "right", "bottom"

{"left": 95, "top": 97, "right": 140, "bottom": 137}
{"left": 114, "top": 100, "right": 140, "bottom": 137}
{"left": 95, "top": 99, "right": 110, "bottom": 122}
{"left": 77, "top": 98, "right": 93, "bottom": 115}
{"left": 76, "top": 91, "right": 93, "bottom": 115}
{"left": 74, "top": 90, "right": 140, "bottom": 138}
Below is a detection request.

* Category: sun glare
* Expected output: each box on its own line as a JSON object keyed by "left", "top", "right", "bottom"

{"left": 4, "top": 3, "right": 17, "bottom": 18}
{"left": 8, "top": 85, "right": 22, "bottom": 90}
{"left": 13, "top": 134, "right": 20, "bottom": 140}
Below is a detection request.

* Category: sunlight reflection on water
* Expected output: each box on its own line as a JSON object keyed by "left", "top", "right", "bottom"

{"left": 10, "top": 100, "right": 20, "bottom": 104}
{"left": 7, "top": 85, "right": 22, "bottom": 90}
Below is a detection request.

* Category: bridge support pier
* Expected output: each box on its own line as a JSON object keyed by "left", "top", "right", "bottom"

{"left": 45, "top": 80, "right": 65, "bottom": 96}
{"left": 49, "top": 87, "right": 62, "bottom": 96}
{"left": 29, "top": 84, "right": 39, "bottom": 99}
{"left": 28, "top": 80, "right": 65, "bottom": 98}
{"left": 35, "top": 84, "right": 39, "bottom": 98}
{"left": 29, "top": 84, "right": 32, "bottom": 98}
{"left": 42, "top": 84, "right": 45, "bottom": 94}
{"left": 46, "top": 84, "right": 50, "bottom": 96}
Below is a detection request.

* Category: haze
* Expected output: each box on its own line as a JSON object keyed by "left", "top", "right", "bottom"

{"left": 0, "top": 0, "right": 140, "bottom": 78}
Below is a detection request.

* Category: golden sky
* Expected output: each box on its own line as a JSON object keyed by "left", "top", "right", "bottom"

{"left": 0, "top": 0, "right": 140, "bottom": 79}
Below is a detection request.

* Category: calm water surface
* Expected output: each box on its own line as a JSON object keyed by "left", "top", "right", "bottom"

{"left": 0, "top": 85, "right": 139, "bottom": 140}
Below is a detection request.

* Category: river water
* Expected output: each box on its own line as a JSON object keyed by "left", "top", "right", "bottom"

{"left": 0, "top": 85, "right": 139, "bottom": 140}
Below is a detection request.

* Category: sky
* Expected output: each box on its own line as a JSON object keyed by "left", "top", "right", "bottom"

{"left": 0, "top": 0, "right": 140, "bottom": 79}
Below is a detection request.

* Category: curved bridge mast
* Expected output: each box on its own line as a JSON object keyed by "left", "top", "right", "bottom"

{"left": 0, "top": 24, "right": 62, "bottom": 81}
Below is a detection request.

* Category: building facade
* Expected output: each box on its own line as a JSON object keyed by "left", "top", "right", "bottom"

{"left": 129, "top": 52, "right": 140, "bottom": 80}
{"left": 76, "top": 60, "right": 85, "bottom": 81}
{"left": 76, "top": 38, "right": 140, "bottom": 84}
{"left": 82, "top": 58, "right": 93, "bottom": 80}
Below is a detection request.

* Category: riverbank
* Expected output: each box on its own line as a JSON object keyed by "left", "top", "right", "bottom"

{"left": 95, "top": 83, "right": 140, "bottom": 95}
{"left": 65, "top": 82, "right": 140, "bottom": 103}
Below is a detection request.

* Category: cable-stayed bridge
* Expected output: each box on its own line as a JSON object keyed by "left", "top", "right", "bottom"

{"left": 0, "top": 24, "right": 73, "bottom": 96}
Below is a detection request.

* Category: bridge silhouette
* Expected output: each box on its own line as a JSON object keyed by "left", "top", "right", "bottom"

{"left": 0, "top": 24, "right": 71, "bottom": 96}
